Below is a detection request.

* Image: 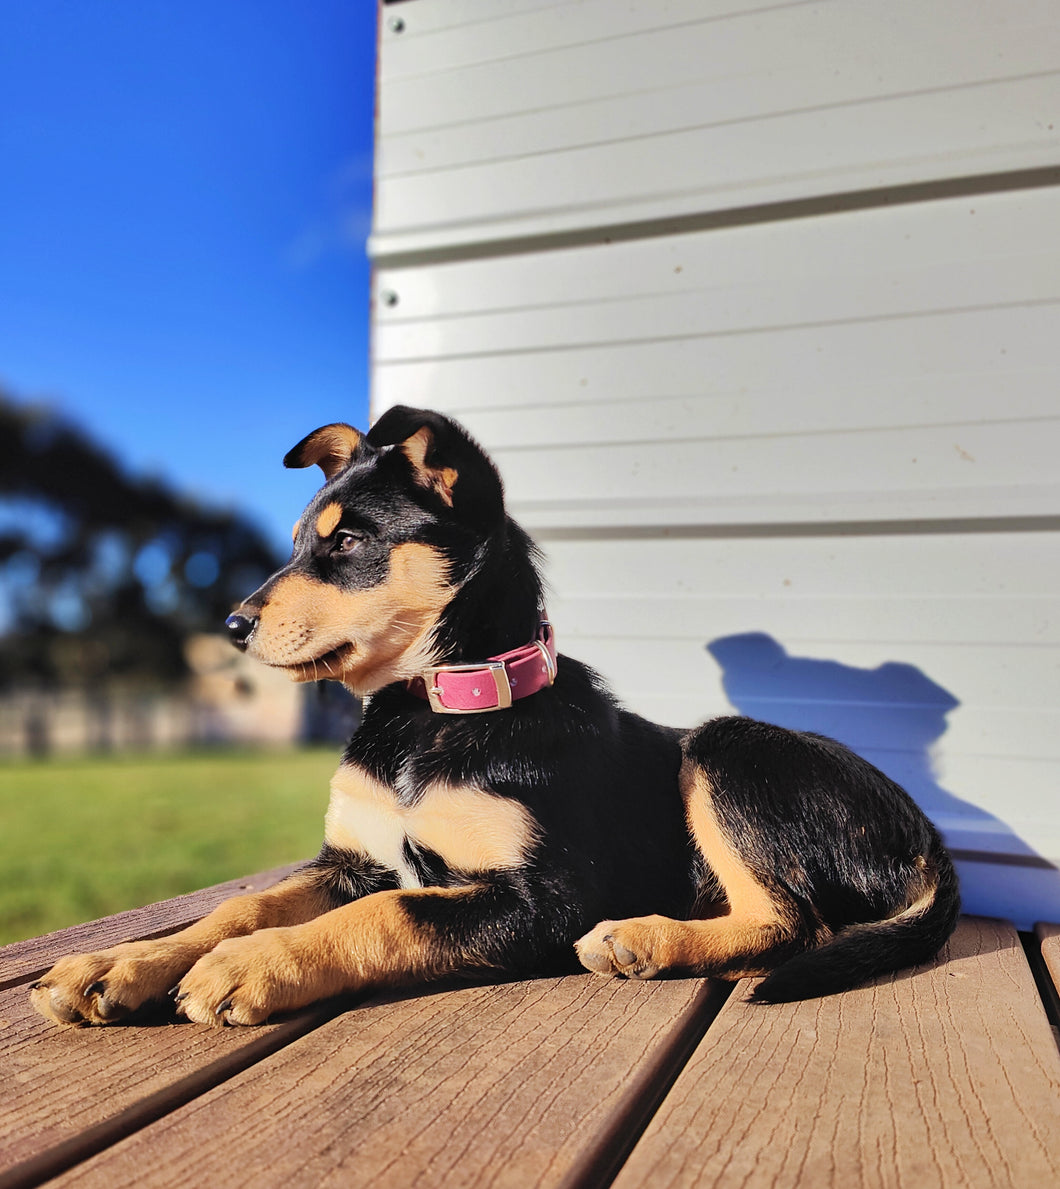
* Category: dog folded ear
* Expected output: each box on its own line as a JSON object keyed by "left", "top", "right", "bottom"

{"left": 283, "top": 424, "right": 363, "bottom": 480}
{"left": 401, "top": 426, "right": 460, "bottom": 507}
{"left": 368, "top": 405, "right": 504, "bottom": 528}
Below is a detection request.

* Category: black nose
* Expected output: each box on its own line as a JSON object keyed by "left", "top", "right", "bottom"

{"left": 225, "top": 613, "right": 257, "bottom": 650}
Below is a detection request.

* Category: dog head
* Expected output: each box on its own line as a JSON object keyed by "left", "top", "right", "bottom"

{"left": 225, "top": 406, "right": 511, "bottom": 696}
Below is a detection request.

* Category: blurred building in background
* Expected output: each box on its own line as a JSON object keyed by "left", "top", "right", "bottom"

{"left": 0, "top": 392, "right": 358, "bottom": 755}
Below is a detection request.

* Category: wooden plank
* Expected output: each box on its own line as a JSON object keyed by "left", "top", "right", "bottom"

{"left": 0, "top": 975, "right": 336, "bottom": 1189}
{"left": 0, "top": 864, "right": 300, "bottom": 990}
{"left": 612, "top": 918, "right": 1060, "bottom": 1188}
{"left": 44, "top": 975, "right": 726, "bottom": 1189}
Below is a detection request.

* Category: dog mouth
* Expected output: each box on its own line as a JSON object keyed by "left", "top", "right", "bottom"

{"left": 277, "top": 641, "right": 357, "bottom": 681}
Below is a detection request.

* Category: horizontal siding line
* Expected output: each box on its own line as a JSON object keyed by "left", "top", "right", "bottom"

{"left": 950, "top": 849, "right": 1057, "bottom": 870}
{"left": 483, "top": 414, "right": 1059, "bottom": 454}
{"left": 433, "top": 373, "right": 1055, "bottom": 419}
{"left": 383, "top": 51, "right": 1057, "bottom": 144}
{"left": 381, "top": 0, "right": 573, "bottom": 43}
{"left": 594, "top": 646, "right": 1058, "bottom": 659}
{"left": 381, "top": 0, "right": 818, "bottom": 86}
{"left": 375, "top": 286, "right": 1056, "bottom": 334}
{"left": 560, "top": 633, "right": 1059, "bottom": 653}
{"left": 847, "top": 743, "right": 1060, "bottom": 756}
{"left": 376, "top": 284, "right": 716, "bottom": 327}
{"left": 383, "top": 71, "right": 709, "bottom": 142}
{"left": 530, "top": 515, "right": 1060, "bottom": 541}
{"left": 559, "top": 631, "right": 1059, "bottom": 646}
{"left": 560, "top": 629, "right": 1057, "bottom": 643}
{"left": 514, "top": 487, "right": 1059, "bottom": 512}
{"left": 369, "top": 164, "right": 1060, "bottom": 267}
{"left": 558, "top": 593, "right": 1055, "bottom": 605}
{"left": 375, "top": 296, "right": 1060, "bottom": 364}
{"left": 380, "top": 67, "right": 1060, "bottom": 178}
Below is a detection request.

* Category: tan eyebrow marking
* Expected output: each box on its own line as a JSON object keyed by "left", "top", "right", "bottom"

{"left": 315, "top": 502, "right": 343, "bottom": 538}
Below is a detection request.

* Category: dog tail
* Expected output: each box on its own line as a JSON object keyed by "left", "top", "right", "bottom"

{"left": 751, "top": 844, "right": 961, "bottom": 1004}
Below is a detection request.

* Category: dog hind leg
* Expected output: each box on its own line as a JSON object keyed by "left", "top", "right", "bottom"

{"left": 575, "top": 913, "right": 796, "bottom": 980}
{"left": 577, "top": 740, "right": 811, "bottom": 981}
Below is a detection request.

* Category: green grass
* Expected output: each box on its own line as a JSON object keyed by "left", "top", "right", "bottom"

{"left": 0, "top": 747, "right": 339, "bottom": 946}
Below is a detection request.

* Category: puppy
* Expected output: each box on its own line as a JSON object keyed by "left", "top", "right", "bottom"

{"left": 31, "top": 407, "right": 959, "bottom": 1026}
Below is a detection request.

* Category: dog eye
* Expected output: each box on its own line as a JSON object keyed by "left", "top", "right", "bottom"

{"left": 332, "top": 531, "right": 364, "bottom": 555}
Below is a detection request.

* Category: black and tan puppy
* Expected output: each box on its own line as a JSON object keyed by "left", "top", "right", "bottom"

{"left": 31, "top": 407, "right": 959, "bottom": 1027}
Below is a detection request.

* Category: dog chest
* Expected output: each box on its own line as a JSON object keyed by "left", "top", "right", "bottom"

{"left": 325, "top": 763, "right": 539, "bottom": 886}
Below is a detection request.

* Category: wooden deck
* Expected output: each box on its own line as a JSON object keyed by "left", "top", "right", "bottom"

{"left": 2, "top": 870, "right": 1059, "bottom": 1189}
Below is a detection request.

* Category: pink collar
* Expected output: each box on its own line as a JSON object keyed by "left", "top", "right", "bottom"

{"left": 408, "top": 620, "right": 557, "bottom": 714}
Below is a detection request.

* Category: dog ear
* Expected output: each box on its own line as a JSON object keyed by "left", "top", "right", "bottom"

{"left": 400, "top": 426, "right": 460, "bottom": 507}
{"left": 283, "top": 423, "right": 363, "bottom": 479}
{"left": 367, "top": 406, "right": 504, "bottom": 528}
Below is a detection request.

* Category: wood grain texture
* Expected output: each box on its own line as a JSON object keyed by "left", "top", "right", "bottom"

{"left": 612, "top": 918, "right": 1060, "bottom": 1188}
{"left": 0, "top": 864, "right": 301, "bottom": 990}
{"left": 0, "top": 980, "right": 335, "bottom": 1189}
{"left": 47, "top": 975, "right": 720, "bottom": 1189}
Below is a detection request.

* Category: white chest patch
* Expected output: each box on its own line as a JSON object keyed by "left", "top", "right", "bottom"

{"left": 324, "top": 763, "right": 539, "bottom": 888}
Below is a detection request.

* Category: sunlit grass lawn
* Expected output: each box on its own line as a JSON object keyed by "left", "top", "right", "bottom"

{"left": 0, "top": 747, "right": 338, "bottom": 946}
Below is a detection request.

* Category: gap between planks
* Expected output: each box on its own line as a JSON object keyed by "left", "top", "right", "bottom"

{"left": 611, "top": 917, "right": 1060, "bottom": 1189}
{"left": 1033, "top": 921, "right": 1060, "bottom": 1050}
{"left": 0, "top": 1002, "right": 340, "bottom": 1189}
{"left": 9, "top": 895, "right": 1059, "bottom": 1189}
{"left": 36, "top": 975, "right": 729, "bottom": 1189}
{"left": 0, "top": 863, "right": 334, "bottom": 1189}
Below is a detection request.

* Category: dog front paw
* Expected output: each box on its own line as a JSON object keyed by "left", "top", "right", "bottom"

{"left": 575, "top": 918, "right": 668, "bottom": 980}
{"left": 174, "top": 929, "right": 321, "bottom": 1027}
{"left": 30, "top": 940, "right": 197, "bottom": 1026}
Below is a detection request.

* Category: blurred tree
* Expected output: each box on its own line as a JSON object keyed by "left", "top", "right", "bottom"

{"left": 0, "top": 392, "right": 282, "bottom": 690}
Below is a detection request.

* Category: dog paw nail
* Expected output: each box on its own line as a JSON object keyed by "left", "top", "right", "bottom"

{"left": 29, "top": 981, "right": 43, "bottom": 990}
{"left": 173, "top": 990, "right": 188, "bottom": 1003}
{"left": 85, "top": 981, "right": 105, "bottom": 998}
{"left": 611, "top": 942, "right": 637, "bottom": 966}
{"left": 215, "top": 998, "right": 233, "bottom": 1017}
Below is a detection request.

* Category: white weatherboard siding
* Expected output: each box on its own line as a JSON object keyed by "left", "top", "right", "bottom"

{"left": 372, "top": 0, "right": 1060, "bottom": 925}
{"left": 373, "top": 0, "right": 1060, "bottom": 260}
{"left": 375, "top": 187, "right": 1060, "bottom": 527}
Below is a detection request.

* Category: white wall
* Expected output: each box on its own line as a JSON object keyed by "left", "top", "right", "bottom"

{"left": 371, "top": 0, "right": 1060, "bottom": 926}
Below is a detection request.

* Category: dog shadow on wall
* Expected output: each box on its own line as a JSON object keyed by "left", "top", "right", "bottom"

{"left": 705, "top": 632, "right": 1060, "bottom": 928}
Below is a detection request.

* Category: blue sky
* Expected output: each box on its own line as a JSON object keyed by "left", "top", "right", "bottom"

{"left": 1, "top": 0, "right": 378, "bottom": 554}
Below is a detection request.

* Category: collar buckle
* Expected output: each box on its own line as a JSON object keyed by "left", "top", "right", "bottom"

{"left": 534, "top": 628, "right": 557, "bottom": 686}
{"left": 423, "top": 659, "right": 513, "bottom": 715}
